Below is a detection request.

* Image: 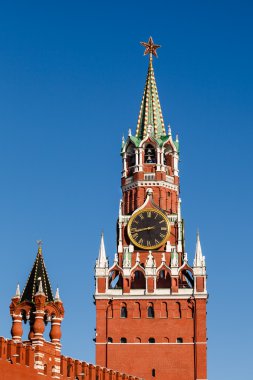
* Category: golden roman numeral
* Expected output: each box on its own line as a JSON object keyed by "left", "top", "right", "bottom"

{"left": 147, "top": 211, "right": 151, "bottom": 218}
{"left": 155, "top": 239, "right": 160, "bottom": 244}
{"left": 139, "top": 214, "right": 144, "bottom": 220}
{"left": 159, "top": 220, "right": 165, "bottom": 224}
{"left": 146, "top": 240, "right": 151, "bottom": 246}
{"left": 133, "top": 233, "right": 138, "bottom": 239}
{"left": 138, "top": 238, "right": 144, "bottom": 245}
{"left": 160, "top": 233, "right": 165, "bottom": 238}
{"left": 161, "top": 227, "right": 167, "bottom": 231}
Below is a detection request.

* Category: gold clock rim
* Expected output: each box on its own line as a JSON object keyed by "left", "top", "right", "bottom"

{"left": 127, "top": 208, "right": 170, "bottom": 250}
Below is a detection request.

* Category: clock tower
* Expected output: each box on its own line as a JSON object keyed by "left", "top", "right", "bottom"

{"left": 94, "top": 38, "right": 207, "bottom": 380}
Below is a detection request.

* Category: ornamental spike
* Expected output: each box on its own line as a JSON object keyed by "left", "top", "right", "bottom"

{"left": 168, "top": 124, "right": 172, "bottom": 137}
{"left": 194, "top": 230, "right": 204, "bottom": 267}
{"left": 55, "top": 287, "right": 61, "bottom": 301}
{"left": 15, "top": 283, "right": 20, "bottom": 298}
{"left": 97, "top": 232, "right": 107, "bottom": 267}
{"left": 36, "top": 279, "right": 44, "bottom": 295}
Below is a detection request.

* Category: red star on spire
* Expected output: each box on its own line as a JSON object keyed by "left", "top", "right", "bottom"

{"left": 140, "top": 37, "right": 161, "bottom": 58}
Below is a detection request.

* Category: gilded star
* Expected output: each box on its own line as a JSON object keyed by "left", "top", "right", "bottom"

{"left": 140, "top": 37, "right": 161, "bottom": 58}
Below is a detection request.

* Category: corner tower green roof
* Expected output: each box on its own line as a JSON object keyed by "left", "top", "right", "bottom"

{"left": 136, "top": 38, "right": 166, "bottom": 140}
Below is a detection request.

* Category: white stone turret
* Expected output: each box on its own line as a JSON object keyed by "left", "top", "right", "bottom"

{"left": 193, "top": 231, "right": 205, "bottom": 269}
{"left": 193, "top": 231, "right": 207, "bottom": 294}
{"left": 15, "top": 283, "right": 20, "bottom": 298}
{"left": 54, "top": 287, "right": 61, "bottom": 301}
{"left": 145, "top": 251, "right": 156, "bottom": 276}
{"left": 96, "top": 233, "right": 108, "bottom": 269}
{"left": 36, "top": 279, "right": 44, "bottom": 295}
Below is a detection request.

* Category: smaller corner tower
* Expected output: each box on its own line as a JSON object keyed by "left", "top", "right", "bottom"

{"left": 9, "top": 243, "right": 64, "bottom": 378}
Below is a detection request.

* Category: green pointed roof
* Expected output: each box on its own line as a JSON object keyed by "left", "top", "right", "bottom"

{"left": 21, "top": 246, "right": 54, "bottom": 303}
{"left": 135, "top": 56, "right": 166, "bottom": 140}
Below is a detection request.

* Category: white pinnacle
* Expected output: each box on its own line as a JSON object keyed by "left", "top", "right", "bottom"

{"left": 15, "top": 283, "right": 20, "bottom": 297}
{"left": 168, "top": 124, "right": 172, "bottom": 137}
{"left": 55, "top": 287, "right": 61, "bottom": 301}
{"left": 36, "top": 279, "right": 44, "bottom": 295}
{"left": 194, "top": 231, "right": 203, "bottom": 267}
{"left": 98, "top": 232, "right": 107, "bottom": 267}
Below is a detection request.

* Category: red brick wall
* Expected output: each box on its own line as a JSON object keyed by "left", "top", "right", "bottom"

{"left": 96, "top": 298, "right": 207, "bottom": 380}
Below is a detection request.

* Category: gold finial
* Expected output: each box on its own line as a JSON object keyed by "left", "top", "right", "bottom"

{"left": 36, "top": 240, "right": 43, "bottom": 253}
{"left": 140, "top": 36, "right": 161, "bottom": 58}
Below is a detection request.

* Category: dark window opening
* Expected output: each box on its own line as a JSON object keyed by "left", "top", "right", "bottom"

{"left": 131, "top": 270, "right": 146, "bottom": 289}
{"left": 144, "top": 144, "right": 156, "bottom": 163}
{"left": 152, "top": 368, "right": 156, "bottom": 377}
{"left": 109, "top": 270, "right": 123, "bottom": 289}
{"left": 120, "top": 337, "right": 127, "bottom": 343}
{"left": 120, "top": 306, "right": 127, "bottom": 318}
{"left": 149, "top": 337, "right": 155, "bottom": 343}
{"left": 107, "top": 337, "right": 113, "bottom": 343}
{"left": 147, "top": 306, "right": 155, "bottom": 318}
{"left": 176, "top": 337, "right": 183, "bottom": 343}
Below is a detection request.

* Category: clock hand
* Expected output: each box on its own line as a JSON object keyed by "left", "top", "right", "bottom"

{"left": 133, "top": 226, "right": 155, "bottom": 232}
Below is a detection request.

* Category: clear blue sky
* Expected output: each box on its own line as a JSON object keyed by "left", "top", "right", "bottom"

{"left": 0, "top": 1, "right": 252, "bottom": 378}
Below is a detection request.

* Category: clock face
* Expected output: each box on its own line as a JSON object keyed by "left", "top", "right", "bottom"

{"left": 127, "top": 208, "right": 170, "bottom": 250}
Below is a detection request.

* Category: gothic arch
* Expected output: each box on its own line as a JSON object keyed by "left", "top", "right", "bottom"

{"left": 144, "top": 143, "right": 157, "bottom": 164}
{"left": 108, "top": 266, "right": 123, "bottom": 289}
{"left": 178, "top": 264, "right": 194, "bottom": 289}
{"left": 156, "top": 268, "right": 171, "bottom": 289}
{"left": 131, "top": 268, "right": 146, "bottom": 289}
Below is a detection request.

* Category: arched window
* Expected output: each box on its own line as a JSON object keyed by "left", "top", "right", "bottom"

{"left": 120, "top": 305, "right": 127, "bottom": 318}
{"left": 179, "top": 269, "right": 194, "bottom": 289}
{"left": 152, "top": 368, "right": 156, "bottom": 377}
{"left": 148, "top": 337, "right": 155, "bottom": 343}
{"left": 131, "top": 270, "right": 146, "bottom": 289}
{"left": 120, "top": 337, "right": 127, "bottom": 343}
{"left": 157, "top": 269, "right": 171, "bottom": 289}
{"left": 144, "top": 144, "right": 156, "bottom": 163}
{"left": 133, "top": 302, "right": 141, "bottom": 318}
{"left": 174, "top": 302, "right": 181, "bottom": 319}
{"left": 108, "top": 337, "right": 113, "bottom": 343}
{"left": 164, "top": 145, "right": 173, "bottom": 175}
{"left": 160, "top": 302, "right": 168, "bottom": 318}
{"left": 109, "top": 269, "right": 123, "bottom": 289}
{"left": 135, "top": 337, "right": 141, "bottom": 343}
{"left": 147, "top": 304, "right": 155, "bottom": 318}
{"left": 126, "top": 143, "right": 136, "bottom": 176}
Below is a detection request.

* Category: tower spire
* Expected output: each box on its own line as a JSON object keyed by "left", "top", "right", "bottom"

{"left": 193, "top": 230, "right": 204, "bottom": 267}
{"left": 136, "top": 37, "right": 166, "bottom": 139}
{"left": 97, "top": 232, "right": 107, "bottom": 267}
{"left": 20, "top": 244, "right": 54, "bottom": 303}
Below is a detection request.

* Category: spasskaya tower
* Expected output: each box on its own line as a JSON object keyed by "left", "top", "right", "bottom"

{"left": 94, "top": 37, "right": 207, "bottom": 380}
